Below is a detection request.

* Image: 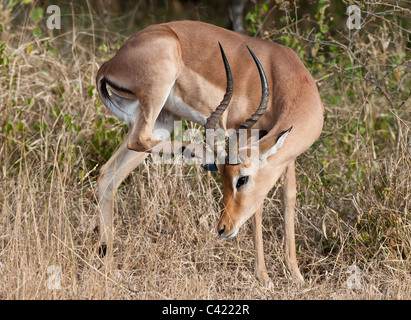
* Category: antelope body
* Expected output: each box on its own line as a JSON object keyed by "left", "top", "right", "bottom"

{"left": 96, "top": 20, "right": 323, "bottom": 285}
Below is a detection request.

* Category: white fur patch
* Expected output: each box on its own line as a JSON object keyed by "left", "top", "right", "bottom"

{"left": 107, "top": 86, "right": 139, "bottom": 125}
{"left": 164, "top": 89, "right": 207, "bottom": 125}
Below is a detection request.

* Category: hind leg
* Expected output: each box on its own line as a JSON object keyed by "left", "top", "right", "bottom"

{"left": 280, "top": 160, "right": 304, "bottom": 282}
{"left": 126, "top": 80, "right": 214, "bottom": 163}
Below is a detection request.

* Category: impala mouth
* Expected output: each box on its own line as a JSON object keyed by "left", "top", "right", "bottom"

{"left": 219, "top": 227, "right": 238, "bottom": 239}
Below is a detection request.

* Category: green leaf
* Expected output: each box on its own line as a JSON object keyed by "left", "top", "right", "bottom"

{"left": 52, "top": 106, "right": 62, "bottom": 117}
{"left": 27, "top": 44, "right": 34, "bottom": 54}
{"left": 330, "top": 95, "right": 340, "bottom": 105}
{"left": 7, "top": 0, "right": 18, "bottom": 9}
{"left": 88, "top": 85, "right": 95, "bottom": 99}
{"left": 6, "top": 122, "right": 13, "bottom": 134}
{"left": 99, "top": 44, "right": 107, "bottom": 54}
{"left": 26, "top": 97, "right": 35, "bottom": 108}
{"left": 321, "top": 24, "right": 329, "bottom": 34}
{"left": 64, "top": 115, "right": 73, "bottom": 127}
{"left": 1, "top": 55, "right": 8, "bottom": 66}
{"left": 16, "top": 122, "right": 25, "bottom": 132}
{"left": 30, "top": 7, "right": 44, "bottom": 23}
{"left": 32, "top": 27, "right": 42, "bottom": 37}
{"left": 107, "top": 117, "right": 117, "bottom": 125}
{"left": 33, "top": 121, "right": 47, "bottom": 132}
{"left": 281, "top": 35, "right": 291, "bottom": 47}
{"left": 0, "top": 41, "right": 6, "bottom": 55}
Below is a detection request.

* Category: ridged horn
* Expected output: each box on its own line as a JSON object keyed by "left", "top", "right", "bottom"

{"left": 205, "top": 42, "right": 233, "bottom": 130}
{"left": 238, "top": 45, "right": 269, "bottom": 130}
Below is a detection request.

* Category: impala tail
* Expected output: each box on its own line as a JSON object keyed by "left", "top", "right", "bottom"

{"left": 97, "top": 76, "right": 112, "bottom": 108}
{"left": 96, "top": 74, "right": 122, "bottom": 120}
{"left": 96, "top": 70, "right": 139, "bottom": 125}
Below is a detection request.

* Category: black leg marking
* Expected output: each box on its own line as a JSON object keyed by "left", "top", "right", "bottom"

{"left": 202, "top": 163, "right": 218, "bottom": 171}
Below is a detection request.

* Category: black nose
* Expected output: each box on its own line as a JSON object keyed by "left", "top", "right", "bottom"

{"left": 218, "top": 225, "right": 226, "bottom": 236}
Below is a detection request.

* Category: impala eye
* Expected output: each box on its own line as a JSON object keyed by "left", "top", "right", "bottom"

{"left": 236, "top": 176, "right": 249, "bottom": 189}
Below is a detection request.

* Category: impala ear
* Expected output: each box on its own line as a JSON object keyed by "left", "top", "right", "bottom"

{"left": 259, "top": 126, "right": 292, "bottom": 161}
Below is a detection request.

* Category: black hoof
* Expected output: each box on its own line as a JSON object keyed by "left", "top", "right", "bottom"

{"left": 98, "top": 244, "right": 107, "bottom": 258}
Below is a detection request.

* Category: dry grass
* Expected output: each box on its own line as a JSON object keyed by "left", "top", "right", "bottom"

{"left": 0, "top": 1, "right": 410, "bottom": 299}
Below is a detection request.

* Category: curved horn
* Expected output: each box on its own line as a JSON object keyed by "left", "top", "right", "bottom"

{"left": 205, "top": 42, "right": 233, "bottom": 130}
{"left": 238, "top": 45, "right": 269, "bottom": 130}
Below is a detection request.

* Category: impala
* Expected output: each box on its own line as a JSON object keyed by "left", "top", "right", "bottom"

{"left": 96, "top": 20, "right": 323, "bottom": 285}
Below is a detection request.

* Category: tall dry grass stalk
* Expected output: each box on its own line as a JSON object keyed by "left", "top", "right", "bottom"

{"left": 0, "top": 1, "right": 410, "bottom": 299}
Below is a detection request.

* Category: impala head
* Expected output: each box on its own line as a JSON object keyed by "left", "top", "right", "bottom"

{"left": 216, "top": 127, "right": 291, "bottom": 238}
{"left": 205, "top": 43, "right": 292, "bottom": 238}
